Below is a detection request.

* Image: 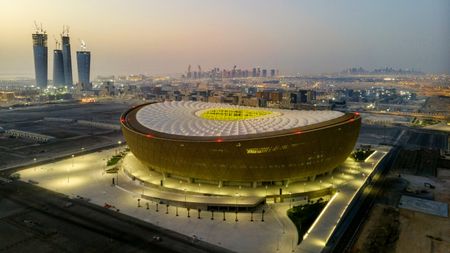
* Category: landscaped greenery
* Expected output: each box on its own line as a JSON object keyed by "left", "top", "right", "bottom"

{"left": 107, "top": 155, "right": 123, "bottom": 166}
{"left": 411, "top": 117, "right": 440, "bottom": 127}
{"left": 105, "top": 166, "right": 119, "bottom": 174}
{"left": 352, "top": 149, "right": 374, "bottom": 161}
{"left": 106, "top": 150, "right": 128, "bottom": 167}
{"left": 287, "top": 199, "right": 328, "bottom": 244}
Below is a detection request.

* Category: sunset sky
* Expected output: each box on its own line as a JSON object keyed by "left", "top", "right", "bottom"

{"left": 0, "top": 0, "right": 449, "bottom": 78}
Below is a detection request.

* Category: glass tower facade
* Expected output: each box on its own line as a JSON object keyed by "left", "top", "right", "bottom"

{"left": 76, "top": 51, "right": 91, "bottom": 90}
{"left": 61, "top": 35, "right": 73, "bottom": 86}
{"left": 32, "top": 33, "right": 48, "bottom": 88}
{"left": 53, "top": 49, "right": 65, "bottom": 86}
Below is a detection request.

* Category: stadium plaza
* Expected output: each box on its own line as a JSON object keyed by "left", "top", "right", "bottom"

{"left": 18, "top": 144, "right": 388, "bottom": 252}
{"left": 18, "top": 99, "right": 389, "bottom": 252}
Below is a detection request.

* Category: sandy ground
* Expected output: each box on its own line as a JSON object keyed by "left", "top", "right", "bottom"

{"left": 395, "top": 209, "right": 450, "bottom": 253}
{"left": 352, "top": 172, "right": 450, "bottom": 253}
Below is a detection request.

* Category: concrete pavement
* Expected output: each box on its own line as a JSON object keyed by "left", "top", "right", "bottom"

{"left": 17, "top": 146, "right": 387, "bottom": 253}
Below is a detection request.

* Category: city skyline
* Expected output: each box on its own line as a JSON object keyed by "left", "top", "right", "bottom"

{"left": 1, "top": 0, "right": 449, "bottom": 80}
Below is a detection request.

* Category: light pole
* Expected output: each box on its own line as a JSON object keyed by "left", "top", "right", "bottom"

{"left": 276, "top": 235, "right": 280, "bottom": 251}
{"left": 184, "top": 188, "right": 187, "bottom": 208}
{"left": 33, "top": 157, "right": 37, "bottom": 171}
{"left": 116, "top": 140, "right": 122, "bottom": 155}
{"left": 289, "top": 192, "right": 292, "bottom": 208}
{"left": 265, "top": 185, "right": 268, "bottom": 196}
{"left": 68, "top": 154, "right": 74, "bottom": 183}
{"left": 235, "top": 193, "right": 239, "bottom": 222}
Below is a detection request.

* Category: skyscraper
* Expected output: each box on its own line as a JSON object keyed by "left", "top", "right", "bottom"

{"left": 76, "top": 50, "right": 91, "bottom": 90}
{"left": 32, "top": 29, "right": 48, "bottom": 88}
{"left": 53, "top": 43, "right": 65, "bottom": 86}
{"left": 262, "top": 69, "right": 267, "bottom": 77}
{"left": 270, "top": 69, "right": 275, "bottom": 77}
{"left": 61, "top": 28, "right": 73, "bottom": 86}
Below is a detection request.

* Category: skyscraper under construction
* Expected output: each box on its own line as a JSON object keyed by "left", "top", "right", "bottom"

{"left": 52, "top": 40, "right": 65, "bottom": 86}
{"left": 32, "top": 24, "right": 48, "bottom": 88}
{"left": 76, "top": 40, "right": 91, "bottom": 90}
{"left": 61, "top": 26, "right": 73, "bottom": 86}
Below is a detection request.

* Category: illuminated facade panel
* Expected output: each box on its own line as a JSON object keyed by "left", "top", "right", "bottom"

{"left": 121, "top": 102, "right": 361, "bottom": 185}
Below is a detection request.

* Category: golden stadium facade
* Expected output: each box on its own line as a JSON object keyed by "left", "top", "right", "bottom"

{"left": 120, "top": 101, "right": 361, "bottom": 187}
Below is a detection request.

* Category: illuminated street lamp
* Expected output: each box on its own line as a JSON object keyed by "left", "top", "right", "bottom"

{"left": 116, "top": 140, "right": 122, "bottom": 155}
{"left": 183, "top": 188, "right": 187, "bottom": 208}
{"left": 235, "top": 193, "right": 239, "bottom": 222}
{"left": 289, "top": 192, "right": 292, "bottom": 208}
{"left": 68, "top": 154, "right": 74, "bottom": 183}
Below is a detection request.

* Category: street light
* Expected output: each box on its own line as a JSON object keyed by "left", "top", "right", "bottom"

{"left": 116, "top": 140, "right": 122, "bottom": 155}
{"left": 183, "top": 188, "right": 187, "bottom": 208}
{"left": 289, "top": 192, "right": 292, "bottom": 208}
{"left": 68, "top": 154, "right": 74, "bottom": 183}
{"left": 235, "top": 193, "right": 239, "bottom": 222}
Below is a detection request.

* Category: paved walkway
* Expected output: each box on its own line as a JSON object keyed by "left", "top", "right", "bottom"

{"left": 17, "top": 147, "right": 387, "bottom": 253}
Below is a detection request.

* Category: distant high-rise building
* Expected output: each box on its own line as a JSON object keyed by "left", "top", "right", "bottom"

{"left": 270, "top": 69, "right": 275, "bottom": 77}
{"left": 262, "top": 69, "right": 267, "bottom": 77}
{"left": 77, "top": 51, "right": 91, "bottom": 90}
{"left": 252, "top": 68, "right": 257, "bottom": 77}
{"left": 299, "top": 90, "right": 308, "bottom": 103}
{"left": 61, "top": 33, "right": 73, "bottom": 85}
{"left": 32, "top": 31, "right": 48, "bottom": 88}
{"left": 53, "top": 49, "right": 65, "bottom": 86}
{"left": 187, "top": 65, "right": 192, "bottom": 79}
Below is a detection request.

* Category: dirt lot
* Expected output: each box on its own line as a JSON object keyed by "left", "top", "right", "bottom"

{"left": 351, "top": 171, "right": 450, "bottom": 253}
{"left": 395, "top": 208, "right": 450, "bottom": 253}
{"left": 351, "top": 204, "right": 399, "bottom": 253}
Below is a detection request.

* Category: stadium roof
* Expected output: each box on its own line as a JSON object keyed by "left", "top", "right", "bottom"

{"left": 135, "top": 101, "right": 344, "bottom": 137}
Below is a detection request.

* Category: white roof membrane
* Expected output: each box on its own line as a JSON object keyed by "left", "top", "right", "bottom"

{"left": 135, "top": 101, "right": 344, "bottom": 137}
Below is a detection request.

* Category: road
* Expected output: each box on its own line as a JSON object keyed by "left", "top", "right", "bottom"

{"left": 0, "top": 180, "right": 233, "bottom": 253}
{"left": 322, "top": 147, "right": 400, "bottom": 253}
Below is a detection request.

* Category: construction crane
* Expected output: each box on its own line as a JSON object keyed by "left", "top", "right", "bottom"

{"left": 79, "top": 39, "right": 87, "bottom": 51}
{"left": 53, "top": 35, "right": 60, "bottom": 49}
{"left": 33, "top": 21, "right": 46, "bottom": 34}
{"left": 62, "top": 25, "right": 70, "bottom": 36}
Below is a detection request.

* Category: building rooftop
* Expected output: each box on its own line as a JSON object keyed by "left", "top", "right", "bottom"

{"left": 135, "top": 101, "right": 344, "bottom": 137}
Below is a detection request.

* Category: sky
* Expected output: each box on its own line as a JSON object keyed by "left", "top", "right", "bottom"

{"left": 0, "top": 0, "right": 449, "bottom": 79}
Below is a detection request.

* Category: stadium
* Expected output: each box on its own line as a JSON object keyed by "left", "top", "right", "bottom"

{"left": 120, "top": 101, "right": 361, "bottom": 188}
